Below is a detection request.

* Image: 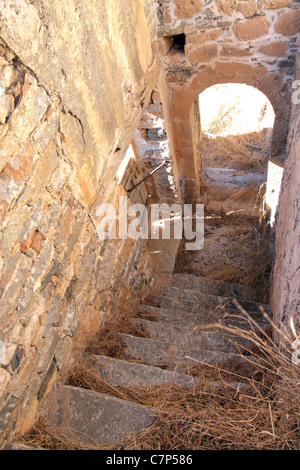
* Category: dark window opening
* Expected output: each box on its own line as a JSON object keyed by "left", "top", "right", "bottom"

{"left": 168, "top": 33, "right": 186, "bottom": 54}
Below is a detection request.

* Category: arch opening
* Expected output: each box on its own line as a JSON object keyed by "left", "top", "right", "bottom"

{"left": 199, "top": 83, "right": 275, "bottom": 186}
{"left": 175, "top": 83, "right": 278, "bottom": 304}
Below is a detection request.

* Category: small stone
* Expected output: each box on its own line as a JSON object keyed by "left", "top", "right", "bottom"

{"left": 10, "top": 345, "right": 24, "bottom": 371}
{"left": 0, "top": 341, "right": 17, "bottom": 367}
{"left": 0, "top": 65, "right": 18, "bottom": 90}
{"left": 54, "top": 336, "right": 72, "bottom": 371}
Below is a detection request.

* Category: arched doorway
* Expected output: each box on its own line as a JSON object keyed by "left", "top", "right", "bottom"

{"left": 168, "top": 64, "right": 292, "bottom": 203}
{"left": 198, "top": 83, "right": 275, "bottom": 207}
{"left": 175, "top": 83, "right": 277, "bottom": 303}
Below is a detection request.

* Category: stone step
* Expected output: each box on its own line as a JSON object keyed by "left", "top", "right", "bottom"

{"left": 139, "top": 304, "right": 270, "bottom": 331}
{"left": 87, "top": 355, "right": 254, "bottom": 398}
{"left": 41, "top": 384, "right": 155, "bottom": 447}
{"left": 2, "top": 441, "right": 46, "bottom": 450}
{"left": 120, "top": 333, "right": 255, "bottom": 369}
{"left": 129, "top": 318, "right": 252, "bottom": 353}
{"left": 171, "top": 273, "right": 258, "bottom": 301}
{"left": 88, "top": 354, "right": 196, "bottom": 387}
{"left": 155, "top": 286, "right": 270, "bottom": 315}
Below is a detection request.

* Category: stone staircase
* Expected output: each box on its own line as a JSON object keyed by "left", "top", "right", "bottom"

{"left": 37, "top": 272, "right": 271, "bottom": 449}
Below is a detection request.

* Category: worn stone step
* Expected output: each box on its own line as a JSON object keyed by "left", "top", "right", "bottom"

{"left": 41, "top": 384, "right": 155, "bottom": 447}
{"left": 89, "top": 352, "right": 254, "bottom": 398}
{"left": 156, "top": 286, "right": 270, "bottom": 315}
{"left": 88, "top": 354, "right": 196, "bottom": 387}
{"left": 2, "top": 441, "right": 46, "bottom": 450}
{"left": 140, "top": 304, "right": 270, "bottom": 331}
{"left": 120, "top": 333, "right": 255, "bottom": 369}
{"left": 171, "top": 273, "right": 258, "bottom": 301}
{"left": 129, "top": 318, "right": 251, "bottom": 353}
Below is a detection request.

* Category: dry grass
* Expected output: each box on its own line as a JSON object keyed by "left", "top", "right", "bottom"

{"left": 207, "top": 217, "right": 272, "bottom": 303}
{"left": 202, "top": 132, "right": 270, "bottom": 172}
{"left": 19, "top": 303, "right": 300, "bottom": 451}
{"left": 125, "top": 304, "right": 300, "bottom": 450}
{"left": 223, "top": 182, "right": 267, "bottom": 216}
{"left": 84, "top": 308, "right": 157, "bottom": 360}
{"left": 175, "top": 205, "right": 272, "bottom": 303}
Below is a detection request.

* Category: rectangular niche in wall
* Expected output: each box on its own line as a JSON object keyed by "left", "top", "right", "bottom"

{"left": 167, "top": 33, "right": 186, "bottom": 54}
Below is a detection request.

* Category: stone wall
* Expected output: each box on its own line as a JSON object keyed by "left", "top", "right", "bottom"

{"left": 271, "top": 42, "right": 300, "bottom": 344}
{"left": 156, "top": 0, "right": 300, "bottom": 201}
{"left": 0, "top": 0, "right": 299, "bottom": 445}
{"left": 0, "top": 0, "right": 159, "bottom": 443}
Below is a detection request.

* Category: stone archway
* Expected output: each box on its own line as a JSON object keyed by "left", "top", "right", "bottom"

{"left": 198, "top": 83, "right": 275, "bottom": 192}
{"left": 168, "top": 63, "right": 292, "bottom": 202}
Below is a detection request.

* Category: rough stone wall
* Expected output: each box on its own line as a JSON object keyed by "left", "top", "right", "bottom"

{"left": 156, "top": 0, "right": 300, "bottom": 201}
{"left": 271, "top": 42, "right": 300, "bottom": 343}
{"left": 0, "top": 1, "right": 159, "bottom": 442}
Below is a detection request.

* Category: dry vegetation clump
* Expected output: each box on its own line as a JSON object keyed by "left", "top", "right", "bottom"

{"left": 175, "top": 204, "right": 272, "bottom": 304}
{"left": 200, "top": 85, "right": 272, "bottom": 172}
{"left": 84, "top": 308, "right": 157, "bottom": 360}
{"left": 19, "top": 305, "right": 300, "bottom": 451}
{"left": 201, "top": 132, "right": 270, "bottom": 172}
{"left": 206, "top": 217, "right": 272, "bottom": 303}
{"left": 125, "top": 306, "right": 300, "bottom": 450}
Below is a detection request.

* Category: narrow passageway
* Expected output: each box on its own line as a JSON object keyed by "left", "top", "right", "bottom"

{"left": 16, "top": 82, "right": 298, "bottom": 452}
{"left": 175, "top": 83, "right": 275, "bottom": 304}
{"left": 1, "top": 0, "right": 299, "bottom": 453}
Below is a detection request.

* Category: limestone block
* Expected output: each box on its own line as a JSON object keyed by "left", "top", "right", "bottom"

{"left": 189, "top": 44, "right": 218, "bottom": 65}
{"left": 237, "top": 0, "right": 258, "bottom": 18}
{"left": 265, "top": 0, "right": 293, "bottom": 9}
{"left": 274, "top": 9, "right": 300, "bottom": 36}
{"left": 233, "top": 16, "right": 271, "bottom": 41}
{"left": 216, "top": 0, "right": 237, "bottom": 15}
{"left": 215, "top": 61, "right": 267, "bottom": 86}
{"left": 187, "top": 29, "right": 223, "bottom": 46}
{"left": 173, "top": 0, "right": 204, "bottom": 19}
{"left": 220, "top": 44, "right": 252, "bottom": 57}
{"left": 259, "top": 41, "right": 289, "bottom": 57}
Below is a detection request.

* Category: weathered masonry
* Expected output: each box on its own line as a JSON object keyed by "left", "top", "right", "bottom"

{"left": 0, "top": 0, "right": 299, "bottom": 444}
